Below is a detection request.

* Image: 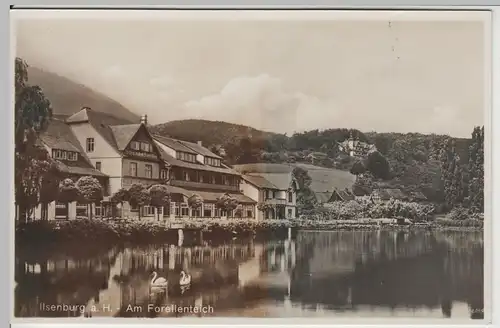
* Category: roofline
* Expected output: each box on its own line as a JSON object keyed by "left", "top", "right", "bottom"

{"left": 152, "top": 135, "right": 198, "bottom": 155}
{"left": 241, "top": 176, "right": 280, "bottom": 190}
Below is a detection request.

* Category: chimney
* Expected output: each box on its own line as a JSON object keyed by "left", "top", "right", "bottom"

{"left": 197, "top": 140, "right": 202, "bottom": 146}
{"left": 140, "top": 114, "right": 148, "bottom": 125}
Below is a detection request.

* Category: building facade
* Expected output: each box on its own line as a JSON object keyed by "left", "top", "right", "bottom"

{"left": 234, "top": 167, "right": 298, "bottom": 220}
{"left": 28, "top": 107, "right": 257, "bottom": 221}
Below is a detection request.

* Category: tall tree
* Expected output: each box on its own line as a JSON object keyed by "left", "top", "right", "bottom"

{"left": 76, "top": 176, "right": 104, "bottom": 219}
{"left": 14, "top": 57, "right": 53, "bottom": 222}
{"left": 365, "top": 151, "right": 391, "bottom": 180}
{"left": 467, "top": 126, "right": 484, "bottom": 212}
{"left": 439, "top": 139, "right": 465, "bottom": 209}
{"left": 187, "top": 194, "right": 203, "bottom": 218}
{"left": 292, "top": 167, "right": 317, "bottom": 212}
{"left": 39, "top": 161, "right": 62, "bottom": 220}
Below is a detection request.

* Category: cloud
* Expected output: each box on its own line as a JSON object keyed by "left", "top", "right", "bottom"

{"left": 183, "top": 74, "right": 342, "bottom": 134}
{"left": 149, "top": 75, "right": 175, "bottom": 90}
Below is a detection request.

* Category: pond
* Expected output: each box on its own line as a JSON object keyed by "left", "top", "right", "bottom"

{"left": 14, "top": 229, "right": 484, "bottom": 319}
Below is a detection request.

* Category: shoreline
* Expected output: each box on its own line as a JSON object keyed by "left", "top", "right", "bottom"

{"left": 15, "top": 216, "right": 483, "bottom": 248}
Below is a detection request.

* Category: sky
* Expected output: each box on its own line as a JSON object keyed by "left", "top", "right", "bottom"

{"left": 13, "top": 10, "right": 488, "bottom": 137}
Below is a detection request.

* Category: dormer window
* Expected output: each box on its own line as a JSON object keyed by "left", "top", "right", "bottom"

{"left": 177, "top": 151, "right": 196, "bottom": 163}
{"left": 204, "top": 157, "right": 221, "bottom": 167}
{"left": 52, "top": 149, "right": 78, "bottom": 161}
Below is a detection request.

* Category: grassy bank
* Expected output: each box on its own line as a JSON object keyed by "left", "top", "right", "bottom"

{"left": 16, "top": 212, "right": 483, "bottom": 247}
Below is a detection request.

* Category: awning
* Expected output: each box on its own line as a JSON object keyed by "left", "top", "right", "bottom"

{"left": 167, "top": 186, "right": 256, "bottom": 204}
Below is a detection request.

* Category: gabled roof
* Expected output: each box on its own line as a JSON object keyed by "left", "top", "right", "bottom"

{"left": 338, "top": 190, "right": 355, "bottom": 201}
{"left": 153, "top": 135, "right": 197, "bottom": 154}
{"left": 374, "top": 188, "right": 407, "bottom": 200}
{"left": 109, "top": 124, "right": 141, "bottom": 150}
{"left": 242, "top": 175, "right": 279, "bottom": 189}
{"left": 179, "top": 140, "right": 222, "bottom": 159}
{"left": 314, "top": 192, "right": 333, "bottom": 204}
{"left": 66, "top": 107, "right": 136, "bottom": 152}
{"left": 247, "top": 173, "right": 294, "bottom": 191}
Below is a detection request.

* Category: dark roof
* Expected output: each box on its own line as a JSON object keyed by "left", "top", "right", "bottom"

{"left": 153, "top": 135, "right": 197, "bottom": 154}
{"left": 409, "top": 191, "right": 428, "bottom": 201}
{"left": 156, "top": 146, "right": 240, "bottom": 175}
{"left": 179, "top": 140, "right": 222, "bottom": 159}
{"left": 55, "top": 161, "right": 107, "bottom": 177}
{"left": 374, "top": 188, "right": 407, "bottom": 200}
{"left": 166, "top": 185, "right": 256, "bottom": 204}
{"left": 40, "top": 119, "right": 82, "bottom": 152}
{"left": 242, "top": 175, "right": 279, "bottom": 189}
{"left": 338, "top": 190, "right": 355, "bottom": 201}
{"left": 314, "top": 192, "right": 333, "bottom": 204}
{"left": 109, "top": 124, "right": 141, "bottom": 150}
{"left": 40, "top": 118, "right": 107, "bottom": 177}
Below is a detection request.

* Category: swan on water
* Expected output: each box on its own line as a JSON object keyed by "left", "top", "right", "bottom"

{"left": 179, "top": 270, "right": 191, "bottom": 286}
{"left": 150, "top": 271, "right": 168, "bottom": 288}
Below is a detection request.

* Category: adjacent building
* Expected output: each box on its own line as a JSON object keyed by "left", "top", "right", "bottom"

{"left": 233, "top": 164, "right": 298, "bottom": 220}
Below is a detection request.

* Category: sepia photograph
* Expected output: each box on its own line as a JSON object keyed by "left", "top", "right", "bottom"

{"left": 11, "top": 9, "right": 489, "bottom": 322}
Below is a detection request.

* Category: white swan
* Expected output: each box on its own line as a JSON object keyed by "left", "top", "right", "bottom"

{"left": 150, "top": 271, "right": 168, "bottom": 288}
{"left": 179, "top": 270, "right": 191, "bottom": 286}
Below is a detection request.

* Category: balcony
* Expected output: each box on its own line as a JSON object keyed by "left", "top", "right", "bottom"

{"left": 264, "top": 198, "right": 287, "bottom": 205}
{"left": 171, "top": 179, "right": 239, "bottom": 192}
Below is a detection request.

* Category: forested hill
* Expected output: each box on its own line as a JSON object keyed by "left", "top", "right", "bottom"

{"left": 150, "top": 119, "right": 277, "bottom": 145}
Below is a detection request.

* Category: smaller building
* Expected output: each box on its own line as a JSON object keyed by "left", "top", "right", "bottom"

{"left": 237, "top": 172, "right": 298, "bottom": 220}
{"left": 371, "top": 188, "right": 408, "bottom": 202}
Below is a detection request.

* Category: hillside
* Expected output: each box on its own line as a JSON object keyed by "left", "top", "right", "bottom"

{"left": 232, "top": 163, "right": 356, "bottom": 194}
{"left": 150, "top": 119, "right": 277, "bottom": 145}
{"left": 27, "top": 66, "right": 140, "bottom": 122}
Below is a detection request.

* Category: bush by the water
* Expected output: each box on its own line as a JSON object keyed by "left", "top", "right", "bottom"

{"left": 305, "top": 198, "right": 435, "bottom": 221}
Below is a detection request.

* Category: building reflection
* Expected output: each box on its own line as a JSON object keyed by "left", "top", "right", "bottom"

{"left": 15, "top": 230, "right": 484, "bottom": 319}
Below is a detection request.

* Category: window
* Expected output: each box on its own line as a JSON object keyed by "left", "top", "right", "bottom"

{"left": 288, "top": 192, "right": 293, "bottom": 203}
{"left": 177, "top": 151, "right": 196, "bottom": 163}
{"left": 96, "top": 162, "right": 102, "bottom": 171}
{"left": 130, "top": 141, "right": 140, "bottom": 150}
{"left": 203, "top": 204, "right": 213, "bottom": 218}
{"left": 267, "top": 190, "right": 273, "bottom": 199}
{"left": 273, "top": 191, "right": 277, "bottom": 199}
{"left": 67, "top": 152, "right": 78, "bottom": 161}
{"left": 140, "top": 142, "right": 152, "bottom": 152}
{"left": 204, "top": 157, "right": 221, "bottom": 167}
{"left": 288, "top": 209, "right": 293, "bottom": 218}
{"left": 86, "top": 138, "right": 95, "bottom": 152}
{"left": 160, "top": 169, "right": 167, "bottom": 179}
{"left": 222, "top": 175, "right": 228, "bottom": 185}
{"left": 145, "top": 164, "right": 153, "bottom": 178}
{"left": 181, "top": 205, "right": 189, "bottom": 217}
{"left": 129, "top": 162, "right": 137, "bottom": 176}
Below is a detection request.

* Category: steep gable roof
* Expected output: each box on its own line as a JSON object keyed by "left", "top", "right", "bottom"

{"left": 109, "top": 124, "right": 141, "bottom": 150}
{"left": 66, "top": 107, "right": 136, "bottom": 152}
{"left": 40, "top": 118, "right": 82, "bottom": 152}
{"left": 247, "top": 172, "right": 293, "bottom": 191}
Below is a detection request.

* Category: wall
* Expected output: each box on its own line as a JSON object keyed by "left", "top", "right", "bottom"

{"left": 122, "top": 158, "right": 160, "bottom": 180}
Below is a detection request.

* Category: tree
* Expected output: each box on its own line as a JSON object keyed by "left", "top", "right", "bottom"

{"left": 14, "top": 58, "right": 53, "bottom": 222}
{"left": 350, "top": 161, "right": 366, "bottom": 176}
{"left": 128, "top": 184, "right": 151, "bottom": 219}
{"left": 149, "top": 184, "right": 171, "bottom": 221}
{"left": 439, "top": 139, "right": 465, "bottom": 210}
{"left": 110, "top": 188, "right": 130, "bottom": 219}
{"left": 39, "top": 161, "right": 62, "bottom": 220}
{"left": 374, "top": 134, "right": 392, "bottom": 155}
{"left": 58, "top": 178, "right": 80, "bottom": 220}
{"left": 15, "top": 145, "right": 52, "bottom": 222}
{"left": 187, "top": 194, "right": 203, "bottom": 218}
{"left": 292, "top": 167, "right": 317, "bottom": 212}
{"left": 467, "top": 126, "right": 484, "bottom": 212}
{"left": 215, "top": 193, "right": 238, "bottom": 217}
{"left": 365, "top": 151, "right": 391, "bottom": 180}
{"left": 76, "top": 176, "right": 104, "bottom": 219}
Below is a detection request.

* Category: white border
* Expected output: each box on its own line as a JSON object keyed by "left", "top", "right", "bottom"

{"left": 8, "top": 6, "right": 495, "bottom": 328}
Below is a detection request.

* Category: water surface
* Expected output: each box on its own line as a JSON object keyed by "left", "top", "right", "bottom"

{"left": 15, "top": 230, "right": 484, "bottom": 319}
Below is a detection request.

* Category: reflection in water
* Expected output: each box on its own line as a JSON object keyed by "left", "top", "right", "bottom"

{"left": 15, "top": 230, "right": 483, "bottom": 319}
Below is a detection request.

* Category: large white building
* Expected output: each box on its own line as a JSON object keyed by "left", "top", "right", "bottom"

{"left": 27, "top": 107, "right": 260, "bottom": 221}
